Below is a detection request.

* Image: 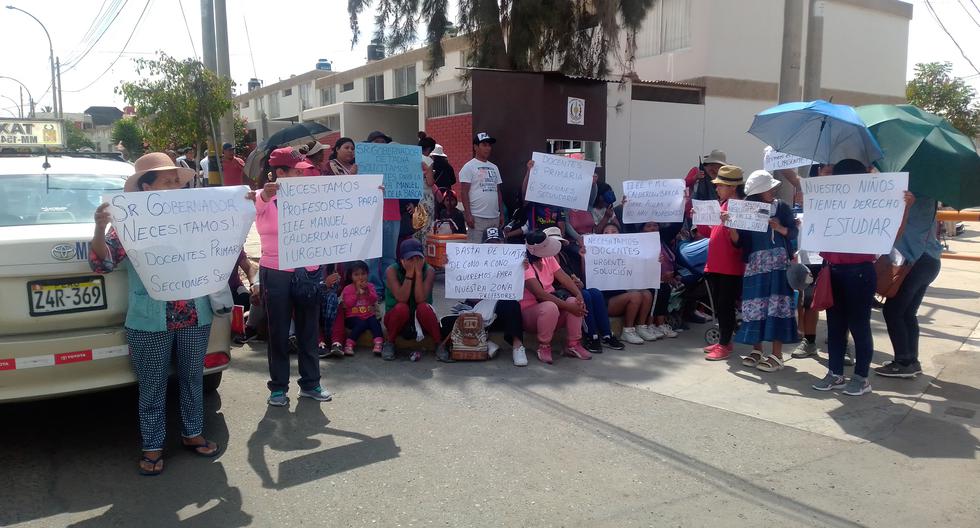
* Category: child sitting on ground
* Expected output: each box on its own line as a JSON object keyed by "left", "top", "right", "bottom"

{"left": 341, "top": 261, "right": 384, "bottom": 355}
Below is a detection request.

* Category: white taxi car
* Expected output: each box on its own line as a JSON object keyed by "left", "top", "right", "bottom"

{"left": 0, "top": 154, "right": 230, "bottom": 403}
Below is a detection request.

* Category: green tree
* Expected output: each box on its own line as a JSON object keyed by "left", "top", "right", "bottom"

{"left": 63, "top": 120, "right": 95, "bottom": 150}
{"left": 347, "top": 0, "right": 655, "bottom": 81}
{"left": 234, "top": 113, "right": 249, "bottom": 154}
{"left": 111, "top": 118, "right": 145, "bottom": 160}
{"left": 907, "top": 62, "right": 980, "bottom": 138}
{"left": 116, "top": 52, "right": 233, "bottom": 157}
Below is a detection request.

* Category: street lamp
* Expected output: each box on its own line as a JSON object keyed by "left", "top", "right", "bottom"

{"left": 6, "top": 5, "right": 58, "bottom": 118}
{"left": 0, "top": 75, "right": 34, "bottom": 117}
{"left": 1, "top": 95, "right": 22, "bottom": 117}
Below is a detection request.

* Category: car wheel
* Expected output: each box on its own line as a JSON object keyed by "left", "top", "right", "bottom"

{"left": 203, "top": 372, "right": 222, "bottom": 394}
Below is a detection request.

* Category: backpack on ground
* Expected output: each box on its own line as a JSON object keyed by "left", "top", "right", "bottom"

{"left": 450, "top": 312, "right": 489, "bottom": 361}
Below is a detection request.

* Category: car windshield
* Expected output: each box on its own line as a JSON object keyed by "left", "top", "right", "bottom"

{"left": 0, "top": 174, "right": 126, "bottom": 227}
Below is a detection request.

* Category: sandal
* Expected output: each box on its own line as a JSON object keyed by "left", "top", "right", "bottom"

{"left": 182, "top": 438, "right": 221, "bottom": 458}
{"left": 138, "top": 453, "right": 164, "bottom": 476}
{"left": 741, "top": 351, "right": 763, "bottom": 367}
{"left": 756, "top": 355, "right": 784, "bottom": 372}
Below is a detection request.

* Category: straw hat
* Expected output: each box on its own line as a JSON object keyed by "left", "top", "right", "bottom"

{"left": 124, "top": 152, "right": 196, "bottom": 192}
{"left": 744, "top": 170, "right": 781, "bottom": 197}
{"left": 711, "top": 165, "right": 745, "bottom": 186}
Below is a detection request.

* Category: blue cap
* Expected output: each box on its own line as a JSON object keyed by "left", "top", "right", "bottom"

{"left": 221, "top": 142, "right": 234, "bottom": 151}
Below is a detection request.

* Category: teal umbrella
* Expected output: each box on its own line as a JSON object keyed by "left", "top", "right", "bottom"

{"left": 856, "top": 104, "right": 980, "bottom": 210}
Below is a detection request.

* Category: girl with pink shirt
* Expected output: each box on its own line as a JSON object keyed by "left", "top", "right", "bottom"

{"left": 340, "top": 261, "right": 384, "bottom": 355}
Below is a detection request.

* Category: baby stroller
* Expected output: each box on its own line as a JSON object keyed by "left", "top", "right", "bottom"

{"left": 674, "top": 238, "right": 724, "bottom": 344}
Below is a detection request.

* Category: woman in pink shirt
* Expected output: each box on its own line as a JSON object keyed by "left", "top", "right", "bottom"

{"left": 254, "top": 147, "right": 333, "bottom": 407}
{"left": 340, "top": 261, "right": 384, "bottom": 355}
{"left": 522, "top": 230, "right": 591, "bottom": 364}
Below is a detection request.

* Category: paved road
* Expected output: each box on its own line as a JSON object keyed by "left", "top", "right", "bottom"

{"left": 3, "top": 230, "right": 980, "bottom": 527}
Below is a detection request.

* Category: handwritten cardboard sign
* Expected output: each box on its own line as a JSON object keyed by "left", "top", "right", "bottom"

{"left": 525, "top": 152, "right": 596, "bottom": 211}
{"left": 106, "top": 186, "right": 255, "bottom": 301}
{"left": 764, "top": 146, "right": 815, "bottom": 172}
{"left": 723, "top": 199, "right": 771, "bottom": 232}
{"left": 445, "top": 243, "right": 526, "bottom": 300}
{"left": 355, "top": 142, "right": 423, "bottom": 199}
{"left": 692, "top": 199, "right": 722, "bottom": 227}
{"left": 800, "top": 172, "right": 908, "bottom": 254}
{"left": 622, "top": 179, "right": 686, "bottom": 224}
{"left": 276, "top": 175, "right": 383, "bottom": 269}
{"left": 583, "top": 232, "right": 662, "bottom": 290}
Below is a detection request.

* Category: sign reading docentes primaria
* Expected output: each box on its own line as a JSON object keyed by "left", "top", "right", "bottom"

{"left": 583, "top": 232, "right": 661, "bottom": 291}
{"left": 106, "top": 186, "right": 255, "bottom": 301}
{"left": 622, "top": 179, "right": 686, "bottom": 223}
{"left": 276, "top": 175, "right": 383, "bottom": 269}
{"left": 355, "top": 142, "right": 424, "bottom": 199}
{"left": 800, "top": 172, "right": 908, "bottom": 254}
{"left": 525, "top": 152, "right": 596, "bottom": 211}
{"left": 445, "top": 243, "right": 525, "bottom": 300}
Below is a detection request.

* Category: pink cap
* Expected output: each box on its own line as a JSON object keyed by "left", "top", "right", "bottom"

{"left": 269, "top": 147, "right": 314, "bottom": 170}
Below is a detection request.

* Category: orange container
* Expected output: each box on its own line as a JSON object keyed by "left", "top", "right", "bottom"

{"left": 425, "top": 233, "right": 468, "bottom": 268}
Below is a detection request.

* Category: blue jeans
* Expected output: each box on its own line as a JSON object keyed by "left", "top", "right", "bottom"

{"left": 582, "top": 288, "right": 612, "bottom": 338}
{"left": 883, "top": 254, "right": 941, "bottom": 366}
{"left": 826, "top": 262, "right": 876, "bottom": 378}
{"left": 369, "top": 219, "right": 401, "bottom": 298}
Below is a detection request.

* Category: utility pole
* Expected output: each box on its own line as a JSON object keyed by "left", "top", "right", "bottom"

{"left": 803, "top": 0, "right": 824, "bottom": 101}
{"left": 19, "top": 87, "right": 24, "bottom": 118}
{"left": 56, "top": 57, "right": 63, "bottom": 118}
{"left": 777, "top": 0, "right": 803, "bottom": 104}
{"left": 214, "top": 0, "right": 234, "bottom": 147}
{"left": 201, "top": 0, "right": 218, "bottom": 72}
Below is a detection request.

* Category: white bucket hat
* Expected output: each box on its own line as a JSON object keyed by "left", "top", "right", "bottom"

{"left": 744, "top": 170, "right": 781, "bottom": 197}
{"left": 430, "top": 144, "right": 447, "bottom": 157}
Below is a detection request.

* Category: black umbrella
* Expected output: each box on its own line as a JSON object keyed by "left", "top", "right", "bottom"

{"left": 261, "top": 122, "right": 331, "bottom": 150}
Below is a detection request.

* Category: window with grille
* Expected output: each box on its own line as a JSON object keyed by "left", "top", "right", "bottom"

{"left": 426, "top": 91, "right": 472, "bottom": 118}
{"left": 320, "top": 86, "right": 336, "bottom": 106}
{"left": 267, "top": 94, "right": 279, "bottom": 118}
{"left": 298, "top": 83, "right": 311, "bottom": 110}
{"left": 365, "top": 75, "right": 384, "bottom": 101}
{"left": 636, "top": 0, "right": 691, "bottom": 58}
{"left": 394, "top": 65, "right": 417, "bottom": 97}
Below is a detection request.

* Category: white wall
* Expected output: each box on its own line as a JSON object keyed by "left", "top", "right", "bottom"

{"left": 702, "top": 95, "right": 777, "bottom": 172}
{"left": 705, "top": 0, "right": 783, "bottom": 83}
{"left": 631, "top": 0, "right": 709, "bottom": 83}
{"left": 820, "top": 2, "right": 908, "bottom": 97}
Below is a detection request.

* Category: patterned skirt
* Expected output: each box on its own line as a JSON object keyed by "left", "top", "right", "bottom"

{"left": 735, "top": 247, "right": 799, "bottom": 345}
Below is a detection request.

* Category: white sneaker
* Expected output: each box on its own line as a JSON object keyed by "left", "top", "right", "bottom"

{"left": 487, "top": 341, "right": 500, "bottom": 359}
{"left": 512, "top": 346, "right": 528, "bottom": 366}
{"left": 621, "top": 327, "right": 645, "bottom": 345}
{"left": 657, "top": 324, "right": 678, "bottom": 338}
{"left": 636, "top": 325, "right": 662, "bottom": 341}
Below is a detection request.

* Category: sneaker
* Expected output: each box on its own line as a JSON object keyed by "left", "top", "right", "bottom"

{"left": 811, "top": 372, "right": 846, "bottom": 391}
{"left": 842, "top": 376, "right": 872, "bottom": 396}
{"left": 791, "top": 339, "right": 817, "bottom": 359}
{"left": 537, "top": 344, "right": 554, "bottom": 364}
{"left": 565, "top": 342, "right": 593, "bottom": 360}
{"left": 381, "top": 342, "right": 396, "bottom": 361}
{"left": 233, "top": 326, "right": 259, "bottom": 345}
{"left": 487, "top": 341, "right": 500, "bottom": 359}
{"left": 874, "top": 361, "right": 922, "bottom": 379}
{"left": 583, "top": 336, "right": 603, "bottom": 354}
{"left": 601, "top": 335, "right": 625, "bottom": 350}
{"left": 299, "top": 386, "right": 333, "bottom": 402}
{"left": 657, "top": 324, "right": 678, "bottom": 338}
{"left": 267, "top": 390, "right": 289, "bottom": 407}
{"left": 705, "top": 344, "right": 732, "bottom": 361}
{"left": 844, "top": 346, "right": 855, "bottom": 366}
{"left": 343, "top": 340, "right": 355, "bottom": 357}
{"left": 636, "top": 325, "right": 662, "bottom": 341}
{"left": 436, "top": 343, "right": 454, "bottom": 363}
{"left": 621, "top": 328, "right": 645, "bottom": 345}
{"left": 372, "top": 338, "right": 384, "bottom": 355}
{"left": 513, "top": 346, "right": 528, "bottom": 367}
{"left": 409, "top": 350, "right": 422, "bottom": 362}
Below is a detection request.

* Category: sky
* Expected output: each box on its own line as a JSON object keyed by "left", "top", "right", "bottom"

{"left": 1, "top": 0, "right": 978, "bottom": 117}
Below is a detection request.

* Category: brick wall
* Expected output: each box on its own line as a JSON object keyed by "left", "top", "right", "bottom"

{"left": 320, "top": 131, "right": 341, "bottom": 149}
{"left": 424, "top": 113, "right": 472, "bottom": 178}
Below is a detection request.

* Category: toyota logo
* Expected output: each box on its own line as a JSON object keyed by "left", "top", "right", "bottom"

{"left": 51, "top": 243, "right": 76, "bottom": 261}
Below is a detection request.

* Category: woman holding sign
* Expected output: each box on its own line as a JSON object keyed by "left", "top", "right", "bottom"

{"left": 89, "top": 152, "right": 221, "bottom": 476}
{"left": 726, "top": 170, "right": 799, "bottom": 372}
{"left": 703, "top": 166, "right": 745, "bottom": 361}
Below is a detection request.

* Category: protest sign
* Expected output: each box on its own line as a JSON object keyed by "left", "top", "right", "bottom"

{"left": 525, "top": 152, "right": 596, "bottom": 211}
{"left": 355, "top": 142, "right": 423, "bottom": 199}
{"left": 445, "top": 243, "right": 526, "bottom": 300}
{"left": 723, "top": 199, "right": 771, "bottom": 232}
{"left": 583, "top": 232, "right": 661, "bottom": 291}
{"left": 276, "top": 175, "right": 383, "bottom": 269}
{"left": 764, "top": 146, "right": 815, "bottom": 172}
{"left": 692, "top": 199, "right": 722, "bottom": 226}
{"left": 800, "top": 172, "right": 908, "bottom": 254}
{"left": 106, "top": 186, "right": 255, "bottom": 301}
{"left": 622, "top": 179, "right": 686, "bottom": 223}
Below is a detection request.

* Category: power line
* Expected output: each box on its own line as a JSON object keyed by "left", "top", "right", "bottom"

{"left": 957, "top": 0, "right": 980, "bottom": 27}
{"left": 923, "top": 0, "right": 980, "bottom": 76}
{"left": 65, "top": 0, "right": 153, "bottom": 93}
{"left": 62, "top": 0, "right": 130, "bottom": 73}
{"left": 970, "top": 0, "right": 980, "bottom": 16}
{"left": 74, "top": 0, "right": 110, "bottom": 50}
{"left": 176, "top": 0, "right": 198, "bottom": 59}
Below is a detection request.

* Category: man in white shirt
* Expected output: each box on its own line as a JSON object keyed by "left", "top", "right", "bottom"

{"left": 459, "top": 132, "right": 504, "bottom": 243}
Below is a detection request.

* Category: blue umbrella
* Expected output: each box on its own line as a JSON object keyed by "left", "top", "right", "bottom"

{"left": 748, "top": 100, "right": 884, "bottom": 166}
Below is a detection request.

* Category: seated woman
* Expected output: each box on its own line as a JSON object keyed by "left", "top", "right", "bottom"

{"left": 433, "top": 189, "right": 467, "bottom": 235}
{"left": 521, "top": 230, "right": 591, "bottom": 364}
{"left": 341, "top": 261, "right": 384, "bottom": 356}
{"left": 597, "top": 223, "right": 656, "bottom": 345}
{"left": 640, "top": 221, "right": 680, "bottom": 339}
{"left": 383, "top": 239, "right": 447, "bottom": 362}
